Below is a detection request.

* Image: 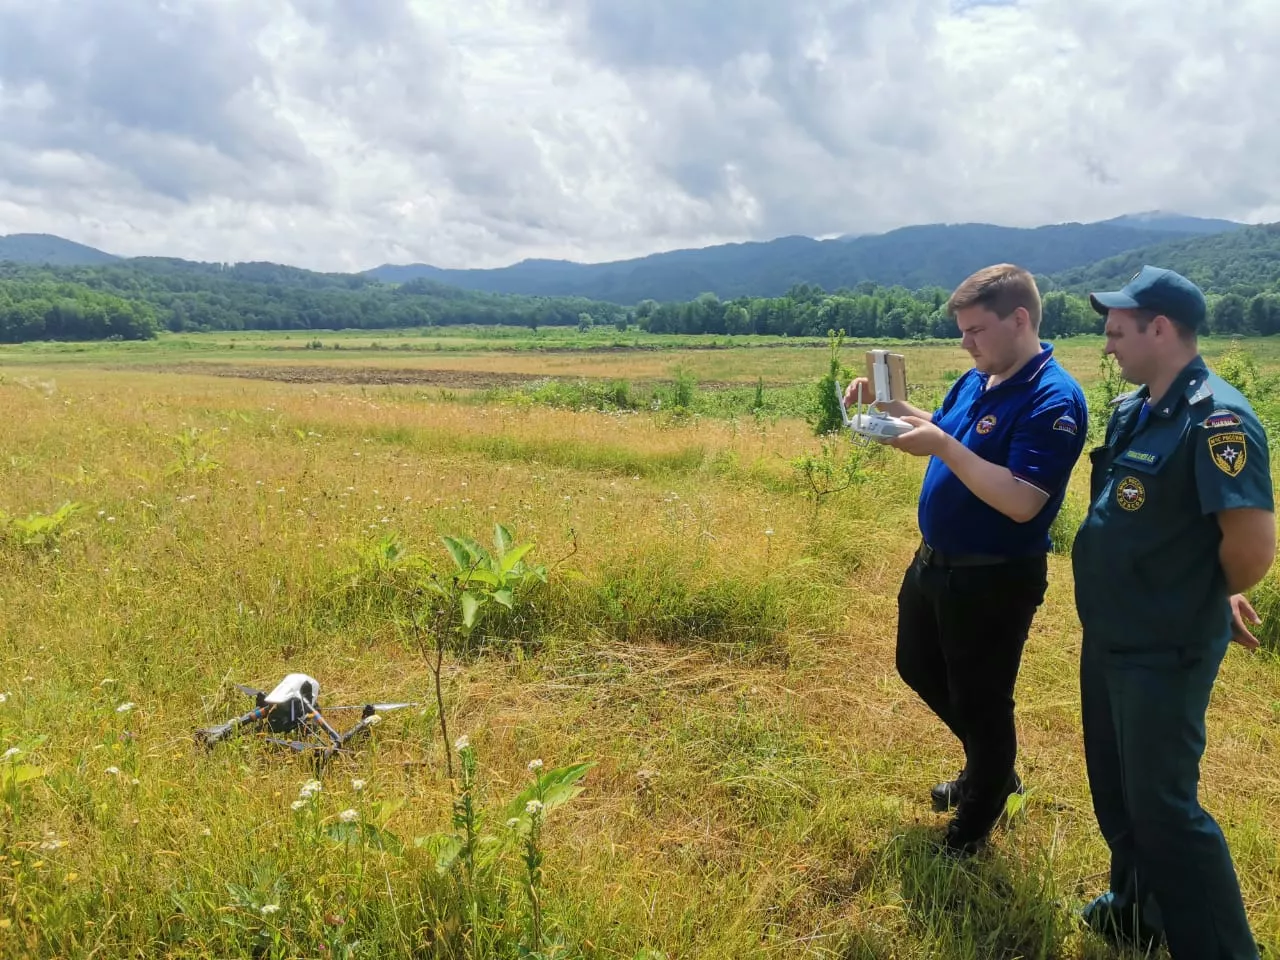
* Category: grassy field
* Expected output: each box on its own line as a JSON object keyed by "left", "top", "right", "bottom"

{"left": 2, "top": 330, "right": 1280, "bottom": 959}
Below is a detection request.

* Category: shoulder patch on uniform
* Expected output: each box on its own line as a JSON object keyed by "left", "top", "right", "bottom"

{"left": 1115, "top": 475, "right": 1146, "bottom": 511}
{"left": 1203, "top": 409, "right": 1242, "bottom": 429}
{"left": 1052, "top": 414, "right": 1078, "bottom": 435}
{"left": 1208, "top": 431, "right": 1247, "bottom": 477}
{"left": 975, "top": 414, "right": 997, "bottom": 435}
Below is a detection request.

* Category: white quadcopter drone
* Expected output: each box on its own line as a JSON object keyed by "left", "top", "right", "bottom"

{"left": 835, "top": 349, "right": 914, "bottom": 443}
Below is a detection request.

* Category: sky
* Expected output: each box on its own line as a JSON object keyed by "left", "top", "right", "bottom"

{"left": 0, "top": 0, "right": 1277, "bottom": 273}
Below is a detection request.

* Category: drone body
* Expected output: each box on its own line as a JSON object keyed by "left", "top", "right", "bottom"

{"left": 195, "top": 672, "right": 415, "bottom": 770}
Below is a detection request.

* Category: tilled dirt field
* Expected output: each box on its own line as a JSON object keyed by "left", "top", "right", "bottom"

{"left": 129, "top": 362, "right": 744, "bottom": 390}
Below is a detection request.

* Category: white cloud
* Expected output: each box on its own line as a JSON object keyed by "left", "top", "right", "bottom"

{"left": 0, "top": 0, "right": 1276, "bottom": 272}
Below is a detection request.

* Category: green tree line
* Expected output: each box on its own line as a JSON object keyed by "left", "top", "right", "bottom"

{"left": 4, "top": 253, "right": 1280, "bottom": 343}
{"left": 0, "top": 260, "right": 622, "bottom": 342}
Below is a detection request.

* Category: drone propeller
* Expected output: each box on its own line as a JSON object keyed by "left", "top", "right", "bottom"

{"left": 323, "top": 701, "right": 419, "bottom": 713}
{"left": 264, "top": 736, "right": 319, "bottom": 753}
{"left": 235, "top": 683, "right": 267, "bottom": 702}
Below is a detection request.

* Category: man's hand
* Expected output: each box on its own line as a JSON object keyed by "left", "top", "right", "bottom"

{"left": 1229, "top": 593, "right": 1262, "bottom": 651}
{"left": 887, "top": 416, "right": 951, "bottom": 457}
{"left": 843, "top": 377, "right": 929, "bottom": 421}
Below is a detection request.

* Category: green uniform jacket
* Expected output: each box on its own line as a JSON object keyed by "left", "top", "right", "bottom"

{"left": 1071, "top": 356, "right": 1274, "bottom": 651}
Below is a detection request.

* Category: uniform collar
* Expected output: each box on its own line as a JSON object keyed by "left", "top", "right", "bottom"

{"left": 976, "top": 341, "right": 1054, "bottom": 393}
{"left": 1134, "top": 355, "right": 1211, "bottom": 419}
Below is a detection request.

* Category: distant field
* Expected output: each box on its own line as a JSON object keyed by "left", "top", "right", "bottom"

{"left": 2, "top": 330, "right": 1279, "bottom": 958}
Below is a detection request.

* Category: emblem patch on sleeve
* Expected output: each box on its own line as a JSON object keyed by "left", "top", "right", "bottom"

{"left": 1204, "top": 409, "right": 1242, "bottom": 429}
{"left": 1208, "top": 432, "right": 1247, "bottom": 477}
{"left": 1115, "top": 476, "right": 1146, "bottom": 511}
{"left": 976, "top": 415, "right": 997, "bottom": 435}
{"left": 1052, "top": 414, "right": 1078, "bottom": 435}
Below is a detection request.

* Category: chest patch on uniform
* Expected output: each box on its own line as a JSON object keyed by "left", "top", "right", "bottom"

{"left": 1208, "top": 432, "right": 1247, "bottom": 477}
{"left": 975, "top": 414, "right": 997, "bottom": 435}
{"left": 1115, "top": 475, "right": 1146, "bottom": 511}
{"left": 1052, "top": 414, "right": 1078, "bottom": 435}
{"left": 1204, "top": 410, "right": 1242, "bottom": 429}
{"left": 1121, "top": 449, "right": 1160, "bottom": 466}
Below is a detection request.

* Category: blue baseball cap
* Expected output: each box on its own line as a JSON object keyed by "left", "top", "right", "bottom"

{"left": 1088, "top": 265, "right": 1207, "bottom": 329}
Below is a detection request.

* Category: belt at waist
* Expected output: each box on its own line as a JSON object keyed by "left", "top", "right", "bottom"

{"left": 916, "top": 541, "right": 1024, "bottom": 568}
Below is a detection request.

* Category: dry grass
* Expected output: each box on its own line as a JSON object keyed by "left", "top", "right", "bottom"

{"left": 1, "top": 339, "right": 1279, "bottom": 959}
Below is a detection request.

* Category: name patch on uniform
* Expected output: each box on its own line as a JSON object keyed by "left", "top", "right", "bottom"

{"left": 1121, "top": 449, "right": 1159, "bottom": 466}
{"left": 1052, "top": 415, "right": 1078, "bottom": 435}
{"left": 1204, "top": 409, "right": 1242, "bottom": 429}
{"left": 1208, "top": 431, "right": 1247, "bottom": 477}
{"left": 1115, "top": 475, "right": 1146, "bottom": 511}
{"left": 976, "top": 415, "right": 997, "bottom": 435}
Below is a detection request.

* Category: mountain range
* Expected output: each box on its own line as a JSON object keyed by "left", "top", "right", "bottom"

{"left": 0, "top": 212, "right": 1268, "bottom": 305}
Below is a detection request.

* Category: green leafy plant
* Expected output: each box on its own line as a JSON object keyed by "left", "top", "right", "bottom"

{"left": 0, "top": 501, "right": 81, "bottom": 549}
{"left": 438, "top": 523, "right": 549, "bottom": 643}
{"left": 790, "top": 439, "right": 875, "bottom": 502}
{"left": 810, "top": 329, "right": 853, "bottom": 436}
{"left": 410, "top": 523, "right": 549, "bottom": 778}
{"left": 166, "top": 426, "right": 222, "bottom": 477}
{"left": 420, "top": 740, "right": 594, "bottom": 959}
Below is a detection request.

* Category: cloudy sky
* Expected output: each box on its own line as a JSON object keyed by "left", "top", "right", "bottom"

{"left": 0, "top": 0, "right": 1276, "bottom": 272}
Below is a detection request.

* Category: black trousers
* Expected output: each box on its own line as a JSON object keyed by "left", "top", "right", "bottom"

{"left": 895, "top": 547, "right": 1048, "bottom": 822}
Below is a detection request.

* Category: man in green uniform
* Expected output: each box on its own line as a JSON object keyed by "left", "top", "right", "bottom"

{"left": 1072, "top": 266, "right": 1276, "bottom": 958}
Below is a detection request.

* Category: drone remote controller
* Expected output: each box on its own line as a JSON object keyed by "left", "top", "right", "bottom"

{"left": 836, "top": 350, "right": 913, "bottom": 443}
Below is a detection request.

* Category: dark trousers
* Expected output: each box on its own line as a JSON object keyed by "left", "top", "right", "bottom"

{"left": 895, "top": 549, "right": 1048, "bottom": 822}
{"left": 1080, "top": 633, "right": 1258, "bottom": 959}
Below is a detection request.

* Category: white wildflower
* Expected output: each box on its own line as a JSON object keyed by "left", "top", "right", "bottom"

{"left": 527, "top": 759, "right": 543, "bottom": 773}
{"left": 201, "top": 827, "right": 212, "bottom": 837}
{"left": 0, "top": 693, "right": 7, "bottom": 703}
{"left": 130, "top": 778, "right": 140, "bottom": 786}
{"left": 454, "top": 735, "right": 470, "bottom": 752}
{"left": 39, "top": 835, "right": 65, "bottom": 852}
{"left": 115, "top": 702, "right": 135, "bottom": 713}
{"left": 764, "top": 528, "right": 774, "bottom": 537}
{"left": 2, "top": 747, "right": 19, "bottom": 760}
{"left": 260, "top": 904, "right": 280, "bottom": 916}
{"left": 525, "top": 799, "right": 544, "bottom": 815}
{"left": 506, "top": 818, "right": 520, "bottom": 829}
{"left": 291, "top": 799, "right": 307, "bottom": 811}
{"left": 351, "top": 779, "right": 366, "bottom": 792}
{"left": 105, "top": 766, "right": 120, "bottom": 776}
{"left": 338, "top": 809, "right": 358, "bottom": 823}
{"left": 298, "top": 779, "right": 322, "bottom": 799}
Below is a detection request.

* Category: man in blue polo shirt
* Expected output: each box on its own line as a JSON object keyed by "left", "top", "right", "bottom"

{"left": 846, "top": 263, "right": 1088, "bottom": 855}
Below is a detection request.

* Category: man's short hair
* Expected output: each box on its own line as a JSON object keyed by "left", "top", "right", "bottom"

{"left": 947, "top": 264, "right": 1042, "bottom": 330}
{"left": 1129, "top": 307, "right": 1197, "bottom": 343}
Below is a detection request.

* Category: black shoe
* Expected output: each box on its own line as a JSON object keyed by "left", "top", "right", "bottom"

{"left": 1078, "top": 894, "right": 1163, "bottom": 952}
{"left": 938, "top": 772, "right": 1026, "bottom": 857}
{"left": 930, "top": 770, "right": 1024, "bottom": 812}
{"left": 930, "top": 772, "right": 965, "bottom": 812}
{"left": 940, "top": 818, "right": 988, "bottom": 858}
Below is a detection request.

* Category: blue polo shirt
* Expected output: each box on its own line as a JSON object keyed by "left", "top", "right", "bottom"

{"left": 918, "top": 342, "right": 1088, "bottom": 556}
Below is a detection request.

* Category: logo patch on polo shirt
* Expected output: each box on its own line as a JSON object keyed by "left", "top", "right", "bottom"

{"left": 1052, "top": 414, "right": 1078, "bottom": 435}
{"left": 976, "top": 415, "right": 997, "bottom": 435}
{"left": 1116, "top": 476, "right": 1145, "bottom": 511}
{"left": 1204, "top": 409, "right": 1242, "bottom": 429}
{"left": 1208, "top": 431, "right": 1247, "bottom": 477}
